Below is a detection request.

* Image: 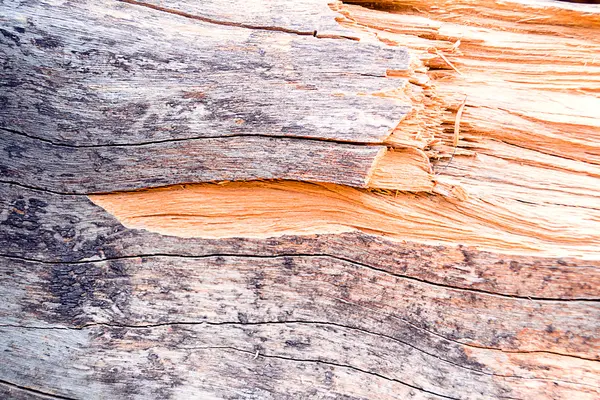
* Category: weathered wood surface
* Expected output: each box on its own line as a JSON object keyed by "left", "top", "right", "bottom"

{"left": 1, "top": 0, "right": 409, "bottom": 146}
{"left": 1, "top": 183, "right": 600, "bottom": 399}
{"left": 0, "top": 130, "right": 440, "bottom": 192}
{"left": 0, "top": 130, "right": 387, "bottom": 193}
{"left": 0, "top": 0, "right": 428, "bottom": 191}
{"left": 1, "top": 0, "right": 600, "bottom": 399}
{"left": 4, "top": 253, "right": 600, "bottom": 359}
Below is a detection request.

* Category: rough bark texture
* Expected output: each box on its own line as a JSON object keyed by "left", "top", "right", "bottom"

{"left": 1, "top": 0, "right": 599, "bottom": 399}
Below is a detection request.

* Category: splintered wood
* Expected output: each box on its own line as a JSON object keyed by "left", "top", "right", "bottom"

{"left": 90, "top": 180, "right": 599, "bottom": 258}
{"left": 2, "top": 1, "right": 600, "bottom": 399}
{"left": 88, "top": 0, "right": 600, "bottom": 260}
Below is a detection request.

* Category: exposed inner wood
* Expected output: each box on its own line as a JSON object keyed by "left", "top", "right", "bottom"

{"left": 368, "top": 147, "right": 434, "bottom": 190}
{"left": 90, "top": 0, "right": 600, "bottom": 260}
{"left": 89, "top": 179, "right": 600, "bottom": 259}
{"left": 338, "top": 0, "right": 600, "bottom": 164}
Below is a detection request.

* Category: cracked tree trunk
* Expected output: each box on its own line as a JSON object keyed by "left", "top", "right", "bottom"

{"left": 1, "top": 0, "right": 599, "bottom": 399}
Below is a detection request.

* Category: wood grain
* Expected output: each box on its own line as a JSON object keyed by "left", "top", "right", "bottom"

{"left": 1, "top": 0, "right": 410, "bottom": 146}
{"left": 2, "top": 182, "right": 600, "bottom": 398}
{"left": 2, "top": 0, "right": 600, "bottom": 398}
{"left": 88, "top": 179, "right": 600, "bottom": 259}
{"left": 1, "top": 251, "right": 599, "bottom": 398}
{"left": 4, "top": 253, "right": 599, "bottom": 357}
{"left": 0, "top": 323, "right": 596, "bottom": 400}
{"left": 0, "top": 129, "right": 388, "bottom": 193}
{"left": 339, "top": 0, "right": 600, "bottom": 163}
{"left": 2, "top": 182, "right": 598, "bottom": 297}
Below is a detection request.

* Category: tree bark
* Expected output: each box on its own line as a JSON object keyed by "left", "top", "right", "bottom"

{"left": 1, "top": 0, "right": 599, "bottom": 399}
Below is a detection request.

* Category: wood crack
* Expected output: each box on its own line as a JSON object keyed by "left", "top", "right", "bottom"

{"left": 4, "top": 319, "right": 599, "bottom": 392}
{"left": 0, "top": 321, "right": 500, "bottom": 378}
{"left": 225, "top": 345, "right": 598, "bottom": 393}
{"left": 117, "top": 0, "right": 360, "bottom": 40}
{"left": 3, "top": 130, "right": 434, "bottom": 193}
{"left": 3, "top": 320, "right": 596, "bottom": 389}
{"left": 209, "top": 346, "right": 463, "bottom": 400}
{"left": 0, "top": 379, "right": 77, "bottom": 400}
{"left": 513, "top": 197, "right": 600, "bottom": 211}
{"left": 1, "top": 253, "right": 598, "bottom": 302}
{"left": 329, "top": 295, "right": 600, "bottom": 362}
{"left": 0, "top": 126, "right": 388, "bottom": 149}
{"left": 0, "top": 180, "right": 87, "bottom": 196}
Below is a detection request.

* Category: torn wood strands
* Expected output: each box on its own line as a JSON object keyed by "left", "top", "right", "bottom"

{"left": 1, "top": 0, "right": 600, "bottom": 399}
{"left": 87, "top": 0, "right": 600, "bottom": 260}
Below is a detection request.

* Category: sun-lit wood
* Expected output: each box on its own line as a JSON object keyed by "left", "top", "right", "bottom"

{"left": 2, "top": 0, "right": 599, "bottom": 399}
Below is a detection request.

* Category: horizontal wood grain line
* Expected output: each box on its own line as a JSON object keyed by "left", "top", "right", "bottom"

{"left": 0, "top": 380, "right": 74, "bottom": 400}
{"left": 218, "top": 347, "right": 598, "bottom": 392}
{"left": 1, "top": 253, "right": 597, "bottom": 302}
{"left": 0, "top": 181, "right": 83, "bottom": 197}
{"left": 0, "top": 321, "right": 502, "bottom": 377}
{"left": 2, "top": 323, "right": 598, "bottom": 399}
{"left": 0, "top": 131, "right": 384, "bottom": 193}
{"left": 0, "top": 126, "right": 390, "bottom": 149}
{"left": 118, "top": 0, "right": 360, "bottom": 40}
{"left": 0, "top": 330, "right": 460, "bottom": 400}
{"left": 1, "top": 128, "right": 434, "bottom": 192}
{"left": 213, "top": 347, "right": 461, "bottom": 400}
{"left": 3, "top": 320, "right": 598, "bottom": 373}
{"left": 2, "top": 1, "right": 600, "bottom": 398}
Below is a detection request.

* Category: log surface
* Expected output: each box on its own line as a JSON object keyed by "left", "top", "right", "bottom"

{"left": 1, "top": 0, "right": 409, "bottom": 146}
{"left": 1, "top": 0, "right": 599, "bottom": 399}
{"left": 1, "top": 183, "right": 600, "bottom": 400}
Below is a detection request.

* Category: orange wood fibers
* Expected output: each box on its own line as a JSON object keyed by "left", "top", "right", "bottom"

{"left": 367, "top": 148, "right": 434, "bottom": 191}
{"left": 90, "top": 179, "right": 600, "bottom": 259}
{"left": 91, "top": 1, "right": 600, "bottom": 261}
{"left": 334, "top": 0, "right": 600, "bottom": 163}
